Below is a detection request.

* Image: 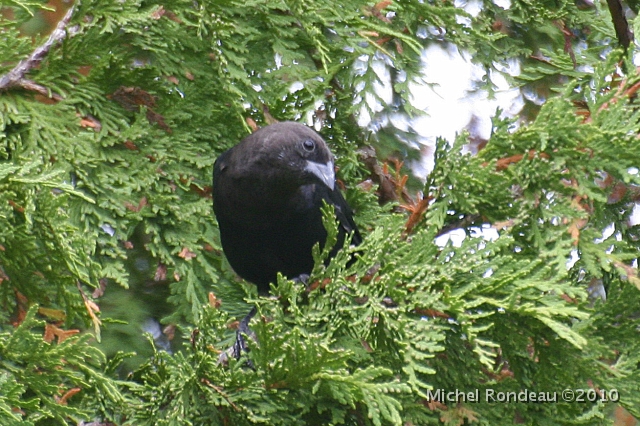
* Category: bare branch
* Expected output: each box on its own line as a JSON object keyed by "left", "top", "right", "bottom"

{"left": 0, "top": 5, "right": 80, "bottom": 93}
{"left": 17, "top": 79, "right": 64, "bottom": 101}
{"left": 606, "top": 0, "right": 632, "bottom": 50}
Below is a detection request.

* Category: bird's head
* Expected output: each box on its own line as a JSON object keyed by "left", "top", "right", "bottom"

{"left": 244, "top": 122, "right": 336, "bottom": 191}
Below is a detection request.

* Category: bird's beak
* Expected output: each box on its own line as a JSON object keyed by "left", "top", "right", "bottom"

{"left": 305, "top": 160, "right": 335, "bottom": 190}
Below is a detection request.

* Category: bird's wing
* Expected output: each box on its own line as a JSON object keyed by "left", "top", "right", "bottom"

{"left": 326, "top": 185, "right": 362, "bottom": 246}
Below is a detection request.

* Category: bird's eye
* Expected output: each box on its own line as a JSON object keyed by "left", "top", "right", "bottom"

{"left": 302, "top": 139, "right": 316, "bottom": 152}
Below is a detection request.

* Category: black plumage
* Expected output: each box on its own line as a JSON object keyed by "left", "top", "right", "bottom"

{"left": 213, "top": 121, "right": 361, "bottom": 294}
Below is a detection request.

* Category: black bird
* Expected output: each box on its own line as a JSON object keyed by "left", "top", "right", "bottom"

{"left": 213, "top": 122, "right": 361, "bottom": 360}
{"left": 213, "top": 121, "right": 361, "bottom": 294}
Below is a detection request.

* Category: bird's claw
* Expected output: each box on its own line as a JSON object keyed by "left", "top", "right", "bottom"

{"left": 292, "top": 274, "right": 310, "bottom": 285}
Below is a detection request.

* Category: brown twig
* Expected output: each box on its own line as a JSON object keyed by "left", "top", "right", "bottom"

{"left": 605, "top": 0, "right": 632, "bottom": 50}
{"left": 555, "top": 20, "right": 577, "bottom": 68}
{"left": 17, "top": 79, "right": 64, "bottom": 101}
{"left": 201, "top": 378, "right": 240, "bottom": 411}
{"left": 0, "top": 5, "right": 79, "bottom": 95}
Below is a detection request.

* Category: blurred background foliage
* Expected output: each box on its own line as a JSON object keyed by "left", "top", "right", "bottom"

{"left": 2, "top": 0, "right": 640, "bottom": 424}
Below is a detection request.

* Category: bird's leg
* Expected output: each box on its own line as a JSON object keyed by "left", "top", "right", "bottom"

{"left": 233, "top": 306, "right": 257, "bottom": 358}
{"left": 218, "top": 306, "right": 257, "bottom": 366}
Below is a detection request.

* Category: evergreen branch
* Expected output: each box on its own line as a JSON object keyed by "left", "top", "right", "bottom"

{"left": 0, "top": 4, "right": 79, "bottom": 95}
{"left": 1, "top": 1, "right": 640, "bottom": 423}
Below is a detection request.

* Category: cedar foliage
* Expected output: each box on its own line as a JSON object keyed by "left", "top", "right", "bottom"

{"left": 1, "top": 0, "right": 640, "bottom": 424}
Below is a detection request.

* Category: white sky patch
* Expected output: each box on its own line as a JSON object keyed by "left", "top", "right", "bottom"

{"left": 626, "top": 167, "right": 640, "bottom": 226}
{"left": 408, "top": 44, "right": 523, "bottom": 178}
{"left": 595, "top": 223, "right": 615, "bottom": 244}
{"left": 566, "top": 249, "right": 580, "bottom": 269}
{"left": 631, "top": 203, "right": 640, "bottom": 226}
{"left": 372, "top": 59, "right": 394, "bottom": 104}
{"left": 492, "top": 0, "right": 512, "bottom": 9}
{"left": 357, "top": 58, "right": 395, "bottom": 127}
{"left": 435, "top": 228, "right": 467, "bottom": 247}
{"left": 434, "top": 224, "right": 500, "bottom": 248}
{"left": 470, "top": 225, "right": 500, "bottom": 241}
{"left": 289, "top": 81, "right": 304, "bottom": 93}
{"left": 101, "top": 223, "right": 115, "bottom": 237}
